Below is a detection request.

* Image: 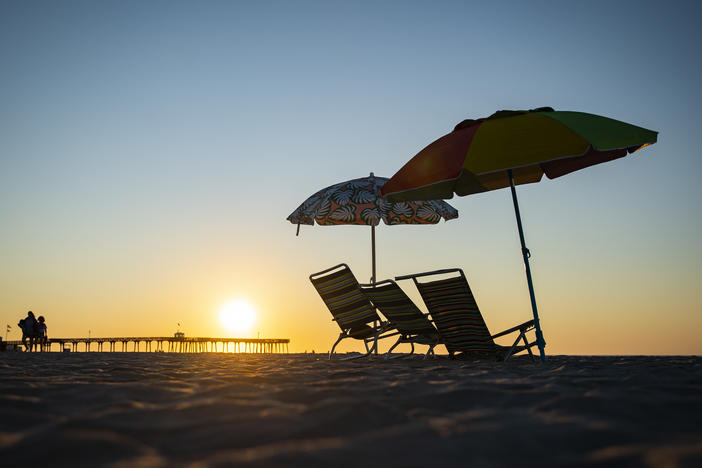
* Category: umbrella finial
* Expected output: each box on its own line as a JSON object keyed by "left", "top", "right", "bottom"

{"left": 370, "top": 172, "right": 374, "bottom": 177}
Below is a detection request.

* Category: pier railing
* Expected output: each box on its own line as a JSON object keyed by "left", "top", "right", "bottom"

{"left": 4, "top": 337, "right": 290, "bottom": 353}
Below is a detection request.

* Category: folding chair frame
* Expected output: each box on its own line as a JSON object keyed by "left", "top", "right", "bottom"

{"left": 360, "top": 279, "right": 441, "bottom": 360}
{"left": 310, "top": 263, "right": 397, "bottom": 360}
{"left": 396, "top": 268, "right": 538, "bottom": 361}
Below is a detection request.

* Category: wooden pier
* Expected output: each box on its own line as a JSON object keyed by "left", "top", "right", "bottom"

{"left": 4, "top": 336, "right": 290, "bottom": 353}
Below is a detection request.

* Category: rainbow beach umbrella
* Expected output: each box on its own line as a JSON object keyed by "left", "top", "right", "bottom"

{"left": 381, "top": 107, "right": 658, "bottom": 361}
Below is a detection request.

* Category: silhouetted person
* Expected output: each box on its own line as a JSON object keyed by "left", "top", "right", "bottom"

{"left": 36, "top": 316, "right": 47, "bottom": 351}
{"left": 19, "top": 311, "right": 37, "bottom": 351}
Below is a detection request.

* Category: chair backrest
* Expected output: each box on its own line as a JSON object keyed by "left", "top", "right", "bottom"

{"left": 412, "top": 270, "right": 494, "bottom": 353}
{"left": 310, "top": 264, "right": 380, "bottom": 330}
{"left": 360, "top": 280, "right": 437, "bottom": 337}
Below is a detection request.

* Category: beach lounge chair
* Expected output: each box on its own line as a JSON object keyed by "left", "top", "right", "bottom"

{"left": 396, "top": 268, "right": 537, "bottom": 361}
{"left": 360, "top": 279, "right": 440, "bottom": 359}
{"left": 310, "top": 264, "right": 396, "bottom": 359}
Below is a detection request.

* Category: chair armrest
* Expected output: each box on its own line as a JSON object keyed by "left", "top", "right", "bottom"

{"left": 375, "top": 322, "right": 400, "bottom": 339}
{"left": 376, "top": 320, "right": 391, "bottom": 330}
{"left": 395, "top": 268, "right": 464, "bottom": 281}
{"left": 491, "top": 319, "right": 535, "bottom": 339}
{"left": 359, "top": 279, "right": 395, "bottom": 288}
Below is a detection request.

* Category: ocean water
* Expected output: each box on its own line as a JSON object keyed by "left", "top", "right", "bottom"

{"left": 1, "top": 353, "right": 700, "bottom": 467}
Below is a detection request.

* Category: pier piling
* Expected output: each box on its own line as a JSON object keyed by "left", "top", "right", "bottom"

{"left": 5, "top": 337, "right": 290, "bottom": 353}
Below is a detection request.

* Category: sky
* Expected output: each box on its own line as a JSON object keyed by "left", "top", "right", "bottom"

{"left": 1, "top": 0, "right": 701, "bottom": 355}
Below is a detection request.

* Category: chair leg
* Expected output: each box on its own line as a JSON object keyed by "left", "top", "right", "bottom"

{"left": 340, "top": 337, "right": 377, "bottom": 360}
{"left": 366, "top": 334, "right": 378, "bottom": 357}
{"left": 384, "top": 336, "right": 403, "bottom": 360}
{"left": 373, "top": 321, "right": 379, "bottom": 355}
{"left": 523, "top": 333, "right": 535, "bottom": 361}
{"left": 329, "top": 334, "right": 345, "bottom": 360}
{"left": 423, "top": 343, "right": 436, "bottom": 360}
{"left": 503, "top": 331, "right": 525, "bottom": 361}
{"left": 335, "top": 334, "right": 377, "bottom": 360}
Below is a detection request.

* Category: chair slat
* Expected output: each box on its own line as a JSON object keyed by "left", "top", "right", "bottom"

{"left": 310, "top": 265, "right": 380, "bottom": 329}
{"left": 415, "top": 275, "right": 494, "bottom": 354}
{"left": 361, "top": 282, "right": 436, "bottom": 337}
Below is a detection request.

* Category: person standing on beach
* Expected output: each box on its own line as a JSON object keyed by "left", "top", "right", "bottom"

{"left": 19, "top": 311, "right": 37, "bottom": 351}
{"left": 36, "top": 316, "right": 48, "bottom": 351}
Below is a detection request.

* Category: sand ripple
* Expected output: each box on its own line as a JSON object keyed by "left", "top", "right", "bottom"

{"left": 0, "top": 354, "right": 700, "bottom": 467}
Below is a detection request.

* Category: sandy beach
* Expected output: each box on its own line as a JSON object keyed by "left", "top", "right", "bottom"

{"left": 0, "top": 353, "right": 700, "bottom": 467}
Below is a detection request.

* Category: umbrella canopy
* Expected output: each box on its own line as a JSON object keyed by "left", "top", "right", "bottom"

{"left": 289, "top": 173, "right": 458, "bottom": 227}
{"left": 381, "top": 107, "right": 658, "bottom": 361}
{"left": 288, "top": 173, "right": 458, "bottom": 282}
{"left": 381, "top": 107, "right": 658, "bottom": 201}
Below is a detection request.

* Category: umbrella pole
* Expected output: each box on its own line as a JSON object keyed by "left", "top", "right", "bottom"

{"left": 371, "top": 224, "right": 378, "bottom": 354}
{"left": 508, "top": 169, "right": 547, "bottom": 362}
{"left": 371, "top": 224, "right": 376, "bottom": 284}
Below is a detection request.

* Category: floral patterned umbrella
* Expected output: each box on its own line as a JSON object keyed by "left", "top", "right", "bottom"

{"left": 287, "top": 173, "right": 458, "bottom": 283}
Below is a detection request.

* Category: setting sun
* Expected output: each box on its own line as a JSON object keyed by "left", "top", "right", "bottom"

{"left": 218, "top": 300, "right": 257, "bottom": 334}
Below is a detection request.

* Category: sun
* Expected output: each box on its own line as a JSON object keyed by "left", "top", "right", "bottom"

{"left": 219, "top": 299, "right": 257, "bottom": 334}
